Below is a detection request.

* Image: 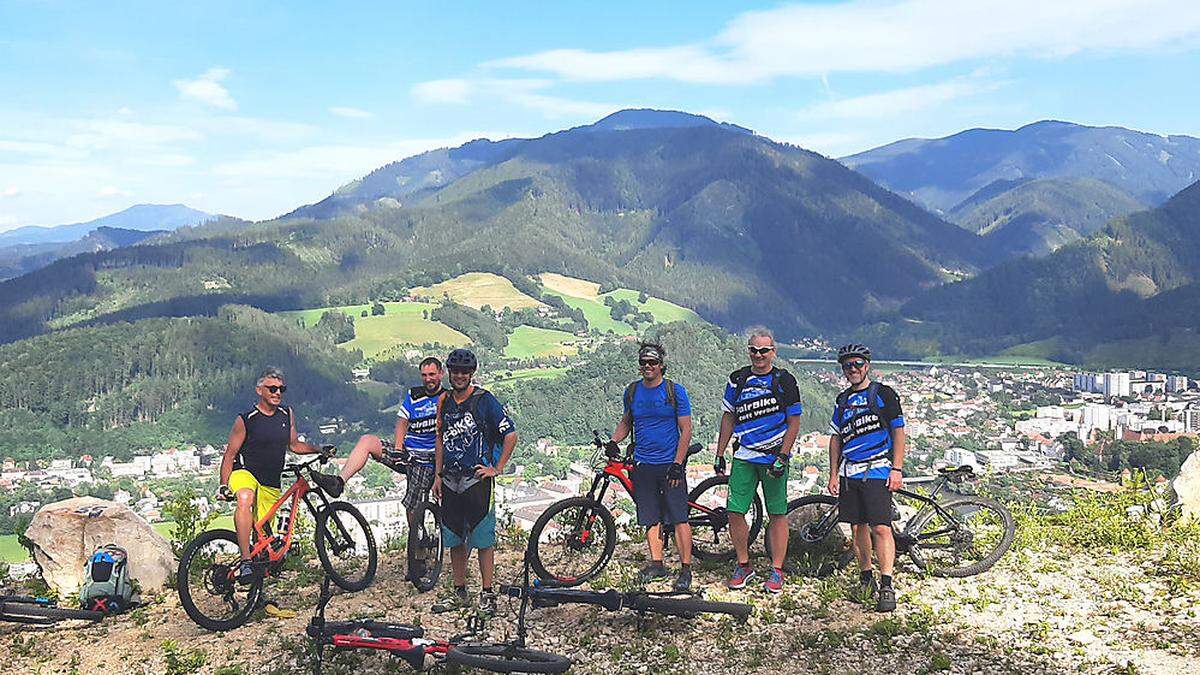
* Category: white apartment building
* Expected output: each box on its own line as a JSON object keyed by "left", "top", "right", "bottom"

{"left": 1103, "top": 372, "right": 1131, "bottom": 398}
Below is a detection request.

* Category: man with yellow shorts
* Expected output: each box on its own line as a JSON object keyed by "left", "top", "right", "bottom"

{"left": 218, "top": 367, "right": 327, "bottom": 617}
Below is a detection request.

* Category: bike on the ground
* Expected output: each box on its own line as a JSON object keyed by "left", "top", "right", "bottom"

{"left": 527, "top": 431, "right": 763, "bottom": 586}
{"left": 500, "top": 582, "right": 752, "bottom": 622}
{"left": 775, "top": 465, "right": 1015, "bottom": 577}
{"left": 177, "top": 448, "right": 379, "bottom": 631}
{"left": 0, "top": 594, "right": 104, "bottom": 625}
{"left": 375, "top": 440, "right": 444, "bottom": 592}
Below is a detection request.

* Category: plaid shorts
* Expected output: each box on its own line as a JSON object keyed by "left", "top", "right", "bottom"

{"left": 403, "top": 462, "right": 436, "bottom": 510}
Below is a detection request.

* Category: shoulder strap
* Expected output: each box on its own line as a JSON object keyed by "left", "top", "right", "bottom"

{"left": 664, "top": 378, "right": 678, "bottom": 415}
{"left": 866, "top": 381, "right": 884, "bottom": 419}
{"left": 731, "top": 368, "right": 752, "bottom": 403}
{"left": 623, "top": 381, "right": 639, "bottom": 415}
{"left": 833, "top": 387, "right": 852, "bottom": 432}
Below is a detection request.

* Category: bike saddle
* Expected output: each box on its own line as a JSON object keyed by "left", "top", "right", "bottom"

{"left": 685, "top": 443, "right": 703, "bottom": 458}
{"left": 938, "top": 465, "right": 974, "bottom": 480}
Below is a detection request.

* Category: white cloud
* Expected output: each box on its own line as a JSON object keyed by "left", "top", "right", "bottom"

{"left": 66, "top": 120, "right": 203, "bottom": 150}
{"left": 487, "top": 0, "right": 1200, "bottom": 83}
{"left": 411, "top": 79, "right": 473, "bottom": 104}
{"left": 197, "top": 116, "right": 316, "bottom": 143}
{"left": 2, "top": 186, "right": 21, "bottom": 198}
{"left": 412, "top": 78, "right": 616, "bottom": 119}
{"left": 330, "top": 106, "right": 374, "bottom": 119}
{"left": 97, "top": 186, "right": 131, "bottom": 198}
{"left": 798, "top": 79, "right": 1004, "bottom": 120}
{"left": 173, "top": 67, "right": 237, "bottom": 110}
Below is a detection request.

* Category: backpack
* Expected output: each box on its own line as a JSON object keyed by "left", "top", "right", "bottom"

{"left": 623, "top": 379, "right": 680, "bottom": 444}
{"left": 832, "top": 381, "right": 885, "bottom": 436}
{"left": 79, "top": 544, "right": 133, "bottom": 614}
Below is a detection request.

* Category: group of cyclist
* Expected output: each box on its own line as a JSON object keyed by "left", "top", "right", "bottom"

{"left": 216, "top": 329, "right": 906, "bottom": 618}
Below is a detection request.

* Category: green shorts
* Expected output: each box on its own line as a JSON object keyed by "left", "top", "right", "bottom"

{"left": 727, "top": 458, "right": 789, "bottom": 515}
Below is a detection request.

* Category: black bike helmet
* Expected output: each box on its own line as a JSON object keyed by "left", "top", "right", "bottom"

{"left": 837, "top": 343, "right": 872, "bottom": 363}
{"left": 445, "top": 348, "right": 478, "bottom": 370}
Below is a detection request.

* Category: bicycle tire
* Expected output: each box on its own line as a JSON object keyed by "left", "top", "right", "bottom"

{"left": 624, "top": 594, "right": 752, "bottom": 622}
{"left": 906, "top": 496, "right": 1014, "bottom": 577}
{"left": 766, "top": 494, "right": 852, "bottom": 575}
{"left": 0, "top": 601, "right": 104, "bottom": 623}
{"left": 177, "top": 528, "right": 261, "bottom": 632}
{"left": 688, "top": 475, "right": 763, "bottom": 560}
{"left": 529, "top": 496, "right": 616, "bottom": 587}
{"left": 407, "top": 501, "right": 443, "bottom": 592}
{"left": 447, "top": 643, "right": 572, "bottom": 673}
{"left": 316, "top": 501, "right": 379, "bottom": 592}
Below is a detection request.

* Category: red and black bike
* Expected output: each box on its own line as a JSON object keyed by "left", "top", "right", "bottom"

{"left": 527, "top": 431, "right": 763, "bottom": 586}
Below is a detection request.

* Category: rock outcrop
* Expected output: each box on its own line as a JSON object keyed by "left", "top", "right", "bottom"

{"left": 1173, "top": 449, "right": 1200, "bottom": 524}
{"left": 24, "top": 496, "right": 175, "bottom": 597}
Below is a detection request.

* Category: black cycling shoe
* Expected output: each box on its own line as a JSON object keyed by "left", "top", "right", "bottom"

{"left": 673, "top": 568, "right": 692, "bottom": 592}
{"left": 638, "top": 562, "right": 669, "bottom": 585}
{"left": 311, "top": 472, "right": 345, "bottom": 498}
{"left": 875, "top": 586, "right": 897, "bottom": 613}
{"left": 236, "top": 559, "right": 259, "bottom": 585}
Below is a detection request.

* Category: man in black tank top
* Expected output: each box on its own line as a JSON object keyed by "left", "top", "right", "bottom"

{"left": 219, "top": 367, "right": 324, "bottom": 600}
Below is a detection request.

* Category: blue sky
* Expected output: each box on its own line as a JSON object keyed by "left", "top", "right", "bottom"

{"left": 1, "top": 0, "right": 1198, "bottom": 229}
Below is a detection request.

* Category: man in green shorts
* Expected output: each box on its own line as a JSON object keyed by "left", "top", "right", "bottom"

{"left": 714, "top": 327, "right": 803, "bottom": 593}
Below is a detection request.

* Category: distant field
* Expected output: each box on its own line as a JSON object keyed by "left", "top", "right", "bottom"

{"left": 413, "top": 272, "right": 543, "bottom": 311}
{"left": 540, "top": 272, "right": 602, "bottom": 298}
{"left": 538, "top": 272, "right": 701, "bottom": 333}
{"left": 503, "top": 326, "right": 580, "bottom": 359}
{"left": 541, "top": 287, "right": 634, "bottom": 334}
{"left": 280, "top": 301, "right": 469, "bottom": 359}
{"left": 488, "top": 366, "right": 569, "bottom": 387}
{"left": 604, "top": 289, "right": 700, "bottom": 324}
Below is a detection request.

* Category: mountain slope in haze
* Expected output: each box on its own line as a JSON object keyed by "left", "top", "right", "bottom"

{"left": 842, "top": 120, "right": 1200, "bottom": 214}
{"left": 953, "top": 177, "right": 1147, "bottom": 258}
{"left": 0, "top": 226, "right": 166, "bottom": 280}
{"left": 0, "top": 110, "right": 986, "bottom": 342}
{"left": 0, "top": 203, "right": 215, "bottom": 247}
{"left": 885, "top": 180, "right": 1200, "bottom": 359}
{"left": 284, "top": 109, "right": 749, "bottom": 220}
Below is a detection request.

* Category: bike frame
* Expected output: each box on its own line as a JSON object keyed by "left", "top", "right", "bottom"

{"left": 236, "top": 460, "right": 337, "bottom": 571}
{"left": 586, "top": 453, "right": 721, "bottom": 521}
{"left": 807, "top": 474, "right": 966, "bottom": 545}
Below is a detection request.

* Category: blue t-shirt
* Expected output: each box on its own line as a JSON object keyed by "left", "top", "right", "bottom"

{"left": 627, "top": 380, "right": 692, "bottom": 465}
{"left": 722, "top": 367, "right": 803, "bottom": 465}
{"left": 439, "top": 388, "right": 515, "bottom": 481}
{"left": 398, "top": 386, "right": 443, "bottom": 465}
{"left": 830, "top": 383, "right": 905, "bottom": 479}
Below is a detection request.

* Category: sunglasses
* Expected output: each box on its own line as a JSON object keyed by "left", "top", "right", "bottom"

{"left": 841, "top": 360, "right": 868, "bottom": 371}
{"left": 639, "top": 359, "right": 661, "bottom": 367}
{"left": 263, "top": 385, "right": 287, "bottom": 393}
{"left": 748, "top": 346, "right": 775, "bottom": 355}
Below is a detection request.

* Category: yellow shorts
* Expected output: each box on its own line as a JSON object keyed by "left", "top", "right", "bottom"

{"left": 229, "top": 469, "right": 283, "bottom": 524}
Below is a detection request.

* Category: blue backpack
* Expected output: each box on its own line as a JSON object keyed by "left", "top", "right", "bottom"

{"left": 79, "top": 544, "right": 133, "bottom": 614}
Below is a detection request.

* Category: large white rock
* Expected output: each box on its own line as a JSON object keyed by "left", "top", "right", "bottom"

{"left": 25, "top": 496, "right": 176, "bottom": 597}
{"left": 1173, "top": 449, "right": 1200, "bottom": 524}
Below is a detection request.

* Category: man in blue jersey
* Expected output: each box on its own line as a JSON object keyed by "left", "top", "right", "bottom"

{"left": 433, "top": 348, "right": 517, "bottom": 616}
{"left": 827, "top": 344, "right": 906, "bottom": 613}
{"left": 714, "top": 327, "right": 803, "bottom": 593}
{"left": 611, "top": 342, "right": 695, "bottom": 591}
{"left": 338, "top": 357, "right": 445, "bottom": 580}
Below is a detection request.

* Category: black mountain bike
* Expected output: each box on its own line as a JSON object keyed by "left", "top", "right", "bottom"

{"left": 776, "top": 465, "right": 1014, "bottom": 577}
{"left": 528, "top": 431, "right": 763, "bottom": 586}
{"left": 500, "top": 583, "right": 753, "bottom": 622}
{"left": 0, "top": 595, "right": 104, "bottom": 624}
{"left": 376, "top": 441, "right": 443, "bottom": 592}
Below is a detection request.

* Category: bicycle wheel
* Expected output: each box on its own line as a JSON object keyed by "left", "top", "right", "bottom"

{"left": 315, "top": 501, "right": 378, "bottom": 591}
{"left": 0, "top": 600, "right": 103, "bottom": 624}
{"left": 688, "top": 475, "right": 763, "bottom": 560}
{"left": 177, "top": 528, "right": 261, "bottom": 632}
{"left": 906, "top": 496, "right": 1014, "bottom": 577}
{"left": 529, "top": 497, "right": 616, "bottom": 586}
{"left": 766, "top": 495, "right": 852, "bottom": 575}
{"left": 407, "top": 501, "right": 443, "bottom": 592}
{"left": 447, "top": 643, "right": 571, "bottom": 673}
{"left": 624, "top": 594, "right": 753, "bottom": 622}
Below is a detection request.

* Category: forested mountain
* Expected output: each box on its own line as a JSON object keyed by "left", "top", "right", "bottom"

{"left": 877, "top": 181, "right": 1200, "bottom": 363}
{"left": 0, "top": 109, "right": 986, "bottom": 343}
{"left": 0, "top": 226, "right": 165, "bottom": 280}
{"left": 952, "top": 177, "right": 1146, "bottom": 258}
{"left": 0, "top": 203, "right": 214, "bottom": 247}
{"left": 842, "top": 120, "right": 1200, "bottom": 214}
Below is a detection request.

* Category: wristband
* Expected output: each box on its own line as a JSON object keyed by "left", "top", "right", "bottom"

{"left": 890, "top": 467, "right": 903, "bottom": 475}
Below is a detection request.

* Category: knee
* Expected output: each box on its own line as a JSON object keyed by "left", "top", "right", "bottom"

{"left": 871, "top": 525, "right": 891, "bottom": 538}
{"left": 356, "top": 434, "right": 381, "bottom": 452}
{"left": 235, "top": 489, "right": 256, "bottom": 510}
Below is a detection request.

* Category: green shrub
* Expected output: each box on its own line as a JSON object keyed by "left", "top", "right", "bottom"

{"left": 162, "top": 488, "right": 216, "bottom": 559}
{"left": 161, "top": 639, "right": 206, "bottom": 675}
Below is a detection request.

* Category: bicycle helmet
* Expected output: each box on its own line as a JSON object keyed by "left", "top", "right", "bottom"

{"left": 837, "top": 343, "right": 872, "bottom": 363}
{"left": 445, "top": 348, "right": 478, "bottom": 371}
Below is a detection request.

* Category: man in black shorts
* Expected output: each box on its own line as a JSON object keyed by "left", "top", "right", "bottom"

{"left": 827, "top": 344, "right": 907, "bottom": 612}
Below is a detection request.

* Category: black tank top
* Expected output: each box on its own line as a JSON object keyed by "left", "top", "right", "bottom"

{"left": 234, "top": 405, "right": 291, "bottom": 488}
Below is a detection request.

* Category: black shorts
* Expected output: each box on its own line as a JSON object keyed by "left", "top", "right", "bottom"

{"left": 630, "top": 462, "right": 690, "bottom": 527}
{"left": 838, "top": 477, "right": 892, "bottom": 526}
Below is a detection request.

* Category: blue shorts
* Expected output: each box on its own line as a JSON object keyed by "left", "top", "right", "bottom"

{"left": 631, "top": 462, "right": 690, "bottom": 527}
{"left": 441, "top": 478, "right": 497, "bottom": 549}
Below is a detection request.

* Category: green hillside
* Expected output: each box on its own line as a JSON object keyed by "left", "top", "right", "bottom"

{"left": 281, "top": 301, "right": 468, "bottom": 359}
{"left": 503, "top": 325, "right": 581, "bottom": 359}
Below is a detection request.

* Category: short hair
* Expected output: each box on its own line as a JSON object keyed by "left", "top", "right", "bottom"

{"left": 745, "top": 325, "right": 774, "bottom": 344}
{"left": 419, "top": 356, "right": 443, "bottom": 370}
{"left": 256, "top": 366, "right": 285, "bottom": 385}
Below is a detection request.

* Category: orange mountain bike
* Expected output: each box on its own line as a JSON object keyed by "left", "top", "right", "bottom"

{"left": 178, "top": 450, "right": 378, "bottom": 631}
